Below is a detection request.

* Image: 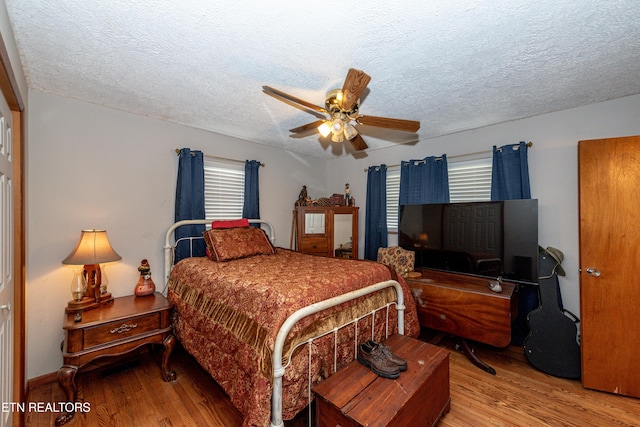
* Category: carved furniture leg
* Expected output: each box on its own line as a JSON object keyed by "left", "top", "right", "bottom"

{"left": 162, "top": 334, "right": 177, "bottom": 381}
{"left": 55, "top": 365, "right": 78, "bottom": 426}
{"left": 457, "top": 338, "right": 497, "bottom": 375}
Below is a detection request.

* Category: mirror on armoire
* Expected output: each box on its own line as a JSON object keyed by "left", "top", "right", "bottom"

{"left": 304, "top": 213, "right": 325, "bottom": 234}
{"left": 334, "top": 213, "right": 353, "bottom": 257}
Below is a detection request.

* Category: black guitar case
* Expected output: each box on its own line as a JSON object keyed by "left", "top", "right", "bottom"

{"left": 524, "top": 247, "right": 581, "bottom": 379}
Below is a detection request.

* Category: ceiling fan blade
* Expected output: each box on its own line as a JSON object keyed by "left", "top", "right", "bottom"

{"left": 356, "top": 115, "right": 420, "bottom": 133}
{"left": 263, "top": 86, "right": 327, "bottom": 114}
{"left": 349, "top": 133, "right": 368, "bottom": 151}
{"left": 341, "top": 69, "right": 371, "bottom": 111}
{"left": 289, "top": 120, "right": 326, "bottom": 133}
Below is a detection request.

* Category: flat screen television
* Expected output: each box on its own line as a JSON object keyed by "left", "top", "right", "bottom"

{"left": 399, "top": 199, "right": 538, "bottom": 285}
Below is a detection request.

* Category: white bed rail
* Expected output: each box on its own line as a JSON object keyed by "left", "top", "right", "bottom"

{"left": 271, "top": 279, "right": 405, "bottom": 427}
{"left": 163, "top": 218, "right": 275, "bottom": 289}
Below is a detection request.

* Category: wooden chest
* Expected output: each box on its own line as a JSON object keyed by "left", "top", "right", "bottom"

{"left": 313, "top": 334, "right": 450, "bottom": 427}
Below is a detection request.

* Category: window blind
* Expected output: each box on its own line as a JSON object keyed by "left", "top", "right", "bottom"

{"left": 386, "top": 167, "right": 400, "bottom": 231}
{"left": 203, "top": 159, "right": 245, "bottom": 220}
{"left": 448, "top": 157, "right": 492, "bottom": 202}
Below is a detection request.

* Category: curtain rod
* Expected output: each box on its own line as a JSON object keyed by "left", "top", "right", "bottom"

{"left": 363, "top": 141, "right": 533, "bottom": 172}
{"left": 175, "top": 149, "right": 265, "bottom": 167}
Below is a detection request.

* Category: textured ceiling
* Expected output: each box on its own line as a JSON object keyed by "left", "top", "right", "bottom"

{"left": 6, "top": 0, "right": 640, "bottom": 158}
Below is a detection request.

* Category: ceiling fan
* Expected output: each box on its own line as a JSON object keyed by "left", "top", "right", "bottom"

{"left": 263, "top": 68, "right": 420, "bottom": 151}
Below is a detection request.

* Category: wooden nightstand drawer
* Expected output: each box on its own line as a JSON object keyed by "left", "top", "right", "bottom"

{"left": 84, "top": 312, "right": 160, "bottom": 348}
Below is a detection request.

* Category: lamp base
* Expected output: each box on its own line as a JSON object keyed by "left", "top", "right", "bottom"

{"left": 65, "top": 292, "right": 114, "bottom": 314}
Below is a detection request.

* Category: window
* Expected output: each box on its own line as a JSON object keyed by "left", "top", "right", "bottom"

{"left": 203, "top": 159, "right": 245, "bottom": 219}
{"left": 386, "top": 167, "right": 401, "bottom": 231}
{"left": 448, "top": 157, "right": 492, "bottom": 202}
{"left": 385, "top": 157, "right": 492, "bottom": 232}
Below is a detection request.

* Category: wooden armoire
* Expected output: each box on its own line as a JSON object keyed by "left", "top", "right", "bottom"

{"left": 295, "top": 206, "right": 359, "bottom": 259}
{"left": 578, "top": 135, "right": 640, "bottom": 398}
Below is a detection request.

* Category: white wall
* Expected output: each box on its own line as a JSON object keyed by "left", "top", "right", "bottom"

{"left": 26, "top": 90, "right": 326, "bottom": 379}
{"left": 327, "top": 94, "right": 640, "bottom": 320}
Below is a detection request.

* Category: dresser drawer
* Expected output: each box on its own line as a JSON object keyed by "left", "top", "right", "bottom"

{"left": 84, "top": 313, "right": 160, "bottom": 348}
{"left": 299, "top": 237, "right": 329, "bottom": 254}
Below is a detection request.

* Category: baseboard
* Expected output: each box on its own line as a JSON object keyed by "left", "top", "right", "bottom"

{"left": 26, "top": 371, "right": 57, "bottom": 391}
{"left": 26, "top": 347, "right": 153, "bottom": 393}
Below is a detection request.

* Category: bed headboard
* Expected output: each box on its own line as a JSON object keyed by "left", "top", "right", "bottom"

{"left": 163, "top": 219, "right": 276, "bottom": 290}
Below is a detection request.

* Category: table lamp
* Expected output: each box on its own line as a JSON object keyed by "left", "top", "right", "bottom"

{"left": 62, "top": 229, "right": 121, "bottom": 319}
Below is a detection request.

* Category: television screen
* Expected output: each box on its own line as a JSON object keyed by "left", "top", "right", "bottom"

{"left": 399, "top": 199, "right": 538, "bottom": 284}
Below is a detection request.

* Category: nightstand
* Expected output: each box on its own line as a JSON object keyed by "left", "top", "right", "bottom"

{"left": 55, "top": 293, "right": 176, "bottom": 426}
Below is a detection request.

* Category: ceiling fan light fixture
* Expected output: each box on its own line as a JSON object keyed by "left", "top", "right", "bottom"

{"left": 331, "top": 132, "right": 345, "bottom": 143}
{"left": 330, "top": 119, "right": 344, "bottom": 134}
{"left": 318, "top": 122, "right": 331, "bottom": 137}
{"left": 344, "top": 123, "right": 358, "bottom": 140}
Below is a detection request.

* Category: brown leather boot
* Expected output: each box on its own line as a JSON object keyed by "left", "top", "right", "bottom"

{"left": 365, "top": 340, "right": 408, "bottom": 371}
{"left": 357, "top": 342, "right": 400, "bottom": 379}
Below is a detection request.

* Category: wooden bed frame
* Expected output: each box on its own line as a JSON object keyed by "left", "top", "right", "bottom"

{"left": 163, "top": 219, "right": 405, "bottom": 427}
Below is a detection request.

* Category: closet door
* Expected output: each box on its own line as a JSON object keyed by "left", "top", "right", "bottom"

{"left": 578, "top": 136, "right": 640, "bottom": 397}
{"left": 0, "top": 85, "right": 14, "bottom": 427}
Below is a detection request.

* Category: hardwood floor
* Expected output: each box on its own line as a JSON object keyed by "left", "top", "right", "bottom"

{"left": 26, "top": 334, "right": 640, "bottom": 426}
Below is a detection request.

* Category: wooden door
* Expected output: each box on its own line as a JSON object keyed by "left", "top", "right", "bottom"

{"left": 578, "top": 136, "right": 640, "bottom": 397}
{"left": 0, "top": 85, "right": 14, "bottom": 427}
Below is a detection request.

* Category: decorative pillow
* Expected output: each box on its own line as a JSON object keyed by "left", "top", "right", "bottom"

{"left": 377, "top": 246, "right": 415, "bottom": 274}
{"left": 203, "top": 226, "right": 275, "bottom": 261}
{"left": 211, "top": 218, "right": 250, "bottom": 229}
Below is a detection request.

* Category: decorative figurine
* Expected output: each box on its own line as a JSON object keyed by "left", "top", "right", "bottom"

{"left": 345, "top": 183, "right": 350, "bottom": 204}
{"left": 134, "top": 259, "right": 156, "bottom": 296}
{"left": 295, "top": 185, "right": 308, "bottom": 207}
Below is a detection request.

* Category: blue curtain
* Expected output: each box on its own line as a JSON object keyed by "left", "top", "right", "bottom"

{"left": 174, "top": 148, "right": 206, "bottom": 263}
{"left": 242, "top": 160, "right": 261, "bottom": 219}
{"left": 399, "top": 155, "right": 450, "bottom": 205}
{"left": 490, "top": 141, "right": 534, "bottom": 345}
{"left": 491, "top": 141, "right": 531, "bottom": 200}
{"left": 364, "top": 165, "right": 388, "bottom": 260}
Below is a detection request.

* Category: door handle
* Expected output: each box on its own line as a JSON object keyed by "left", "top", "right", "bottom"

{"left": 586, "top": 267, "right": 601, "bottom": 277}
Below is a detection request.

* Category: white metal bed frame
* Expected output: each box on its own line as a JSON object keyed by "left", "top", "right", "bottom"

{"left": 164, "top": 219, "right": 405, "bottom": 427}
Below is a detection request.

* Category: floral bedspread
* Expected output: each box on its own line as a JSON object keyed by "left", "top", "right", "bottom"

{"left": 167, "top": 248, "right": 419, "bottom": 427}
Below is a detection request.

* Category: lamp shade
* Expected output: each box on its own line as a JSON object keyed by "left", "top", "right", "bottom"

{"left": 62, "top": 229, "right": 122, "bottom": 265}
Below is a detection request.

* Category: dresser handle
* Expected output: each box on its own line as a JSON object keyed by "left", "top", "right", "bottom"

{"left": 110, "top": 323, "right": 138, "bottom": 334}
